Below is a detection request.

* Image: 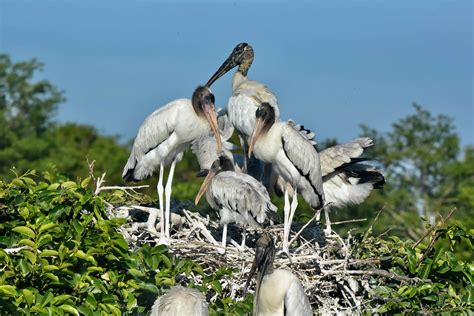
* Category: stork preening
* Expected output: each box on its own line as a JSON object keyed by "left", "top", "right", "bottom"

{"left": 151, "top": 286, "right": 208, "bottom": 316}
{"left": 244, "top": 234, "right": 312, "bottom": 316}
{"left": 122, "top": 86, "right": 222, "bottom": 244}
{"left": 206, "top": 43, "right": 280, "bottom": 177}
{"left": 248, "top": 102, "right": 325, "bottom": 253}
{"left": 194, "top": 155, "right": 277, "bottom": 253}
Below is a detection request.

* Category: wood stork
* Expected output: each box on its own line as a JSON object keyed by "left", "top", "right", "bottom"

{"left": 271, "top": 135, "right": 385, "bottom": 234}
{"left": 122, "top": 86, "right": 222, "bottom": 244}
{"left": 151, "top": 286, "right": 208, "bottom": 316}
{"left": 194, "top": 155, "right": 277, "bottom": 253}
{"left": 206, "top": 43, "right": 280, "bottom": 177}
{"left": 191, "top": 108, "right": 237, "bottom": 176}
{"left": 318, "top": 137, "right": 385, "bottom": 233}
{"left": 244, "top": 234, "right": 312, "bottom": 316}
{"left": 248, "top": 102, "right": 325, "bottom": 253}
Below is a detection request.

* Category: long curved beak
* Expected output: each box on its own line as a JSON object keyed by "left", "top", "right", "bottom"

{"left": 248, "top": 117, "right": 265, "bottom": 158}
{"left": 206, "top": 56, "right": 237, "bottom": 87}
{"left": 194, "top": 170, "right": 216, "bottom": 205}
{"left": 243, "top": 234, "right": 275, "bottom": 300}
{"left": 202, "top": 101, "right": 223, "bottom": 153}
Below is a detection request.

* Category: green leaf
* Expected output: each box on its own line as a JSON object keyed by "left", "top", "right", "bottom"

{"left": 52, "top": 294, "right": 73, "bottom": 305}
{"left": 128, "top": 268, "right": 145, "bottom": 278}
{"left": 43, "top": 265, "right": 59, "bottom": 272}
{"left": 38, "top": 223, "right": 58, "bottom": 234}
{"left": 20, "top": 249, "right": 37, "bottom": 264}
{"left": 44, "top": 273, "right": 59, "bottom": 282}
{"left": 40, "top": 291, "right": 54, "bottom": 307}
{"left": 40, "top": 249, "right": 59, "bottom": 257}
{"left": 13, "top": 226, "right": 36, "bottom": 239}
{"left": 17, "top": 238, "right": 36, "bottom": 248}
{"left": 0, "top": 285, "right": 16, "bottom": 297}
{"left": 61, "top": 181, "right": 77, "bottom": 190}
{"left": 59, "top": 304, "right": 79, "bottom": 316}
{"left": 22, "top": 288, "right": 35, "bottom": 306}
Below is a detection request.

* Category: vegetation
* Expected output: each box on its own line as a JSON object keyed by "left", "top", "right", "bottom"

{"left": 0, "top": 54, "right": 472, "bottom": 314}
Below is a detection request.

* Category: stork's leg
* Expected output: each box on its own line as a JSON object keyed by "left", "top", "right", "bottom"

{"left": 238, "top": 135, "right": 248, "bottom": 173}
{"left": 156, "top": 164, "right": 167, "bottom": 245}
{"left": 286, "top": 188, "right": 298, "bottom": 249}
{"left": 315, "top": 208, "right": 322, "bottom": 222}
{"left": 324, "top": 206, "right": 332, "bottom": 235}
{"left": 164, "top": 159, "right": 177, "bottom": 239}
{"left": 282, "top": 187, "right": 291, "bottom": 253}
{"left": 240, "top": 228, "right": 247, "bottom": 250}
{"left": 219, "top": 224, "right": 227, "bottom": 254}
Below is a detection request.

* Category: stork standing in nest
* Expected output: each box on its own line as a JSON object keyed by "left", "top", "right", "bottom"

{"left": 195, "top": 155, "right": 277, "bottom": 253}
{"left": 122, "top": 86, "right": 222, "bottom": 244}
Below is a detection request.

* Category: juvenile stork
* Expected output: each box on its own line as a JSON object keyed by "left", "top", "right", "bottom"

{"left": 151, "top": 286, "right": 208, "bottom": 316}
{"left": 191, "top": 108, "right": 236, "bottom": 176}
{"left": 244, "top": 234, "right": 312, "bottom": 316}
{"left": 248, "top": 103, "right": 325, "bottom": 253}
{"left": 194, "top": 155, "right": 277, "bottom": 253}
{"left": 206, "top": 43, "right": 280, "bottom": 176}
{"left": 122, "top": 86, "right": 222, "bottom": 244}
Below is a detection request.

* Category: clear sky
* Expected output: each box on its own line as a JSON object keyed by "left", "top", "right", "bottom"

{"left": 1, "top": 0, "right": 472, "bottom": 147}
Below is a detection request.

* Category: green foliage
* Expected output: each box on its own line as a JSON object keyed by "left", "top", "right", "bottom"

{"left": 0, "top": 171, "right": 251, "bottom": 314}
{"left": 356, "top": 221, "right": 473, "bottom": 314}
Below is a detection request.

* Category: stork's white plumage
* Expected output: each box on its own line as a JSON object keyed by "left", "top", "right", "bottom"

{"left": 191, "top": 108, "right": 237, "bottom": 175}
{"left": 318, "top": 138, "right": 385, "bottom": 232}
{"left": 151, "top": 286, "right": 208, "bottom": 316}
{"left": 122, "top": 86, "right": 222, "bottom": 244}
{"left": 194, "top": 156, "right": 277, "bottom": 253}
{"left": 272, "top": 135, "right": 385, "bottom": 234}
{"left": 206, "top": 43, "right": 280, "bottom": 176}
{"left": 248, "top": 103, "right": 325, "bottom": 253}
{"left": 245, "top": 234, "right": 312, "bottom": 316}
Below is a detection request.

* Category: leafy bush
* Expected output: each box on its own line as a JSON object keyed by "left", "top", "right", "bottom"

{"left": 0, "top": 171, "right": 251, "bottom": 315}
{"left": 356, "top": 218, "right": 473, "bottom": 314}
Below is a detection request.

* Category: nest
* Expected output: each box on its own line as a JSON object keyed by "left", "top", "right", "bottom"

{"left": 105, "top": 197, "right": 428, "bottom": 315}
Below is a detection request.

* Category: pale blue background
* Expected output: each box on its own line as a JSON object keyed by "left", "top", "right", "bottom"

{"left": 1, "top": 0, "right": 472, "bottom": 146}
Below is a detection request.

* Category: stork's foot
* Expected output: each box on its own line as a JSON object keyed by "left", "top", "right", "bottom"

{"left": 217, "top": 247, "right": 226, "bottom": 255}
{"left": 277, "top": 249, "right": 293, "bottom": 264}
{"left": 157, "top": 236, "right": 169, "bottom": 246}
{"left": 324, "top": 227, "right": 333, "bottom": 236}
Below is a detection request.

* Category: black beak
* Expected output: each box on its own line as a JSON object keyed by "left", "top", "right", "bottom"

{"left": 206, "top": 55, "right": 237, "bottom": 87}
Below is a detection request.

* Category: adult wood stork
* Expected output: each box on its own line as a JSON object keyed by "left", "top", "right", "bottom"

{"left": 122, "top": 86, "right": 222, "bottom": 244}
{"left": 318, "top": 138, "right": 385, "bottom": 233}
{"left": 271, "top": 135, "right": 385, "bottom": 234}
{"left": 194, "top": 155, "right": 277, "bottom": 253}
{"left": 206, "top": 43, "right": 280, "bottom": 176}
{"left": 248, "top": 102, "right": 325, "bottom": 253}
{"left": 244, "top": 234, "right": 312, "bottom": 316}
{"left": 151, "top": 286, "right": 208, "bottom": 316}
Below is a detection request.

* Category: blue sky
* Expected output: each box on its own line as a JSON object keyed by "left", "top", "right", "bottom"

{"left": 1, "top": 0, "right": 472, "bottom": 147}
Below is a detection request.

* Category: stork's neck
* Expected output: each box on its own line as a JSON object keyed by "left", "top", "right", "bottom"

{"left": 232, "top": 71, "right": 247, "bottom": 91}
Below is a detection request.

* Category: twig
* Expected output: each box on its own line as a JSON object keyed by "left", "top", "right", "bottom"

{"left": 321, "top": 269, "right": 430, "bottom": 284}
{"left": 331, "top": 218, "right": 367, "bottom": 226}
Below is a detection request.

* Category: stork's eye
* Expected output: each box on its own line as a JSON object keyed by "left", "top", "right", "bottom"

{"left": 210, "top": 93, "right": 215, "bottom": 104}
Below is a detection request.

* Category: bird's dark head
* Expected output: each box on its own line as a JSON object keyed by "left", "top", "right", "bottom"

{"left": 192, "top": 86, "right": 222, "bottom": 152}
{"left": 248, "top": 103, "right": 276, "bottom": 158}
{"left": 244, "top": 233, "right": 276, "bottom": 297}
{"left": 206, "top": 42, "right": 254, "bottom": 87}
{"left": 210, "top": 155, "right": 235, "bottom": 174}
{"left": 195, "top": 155, "right": 234, "bottom": 206}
